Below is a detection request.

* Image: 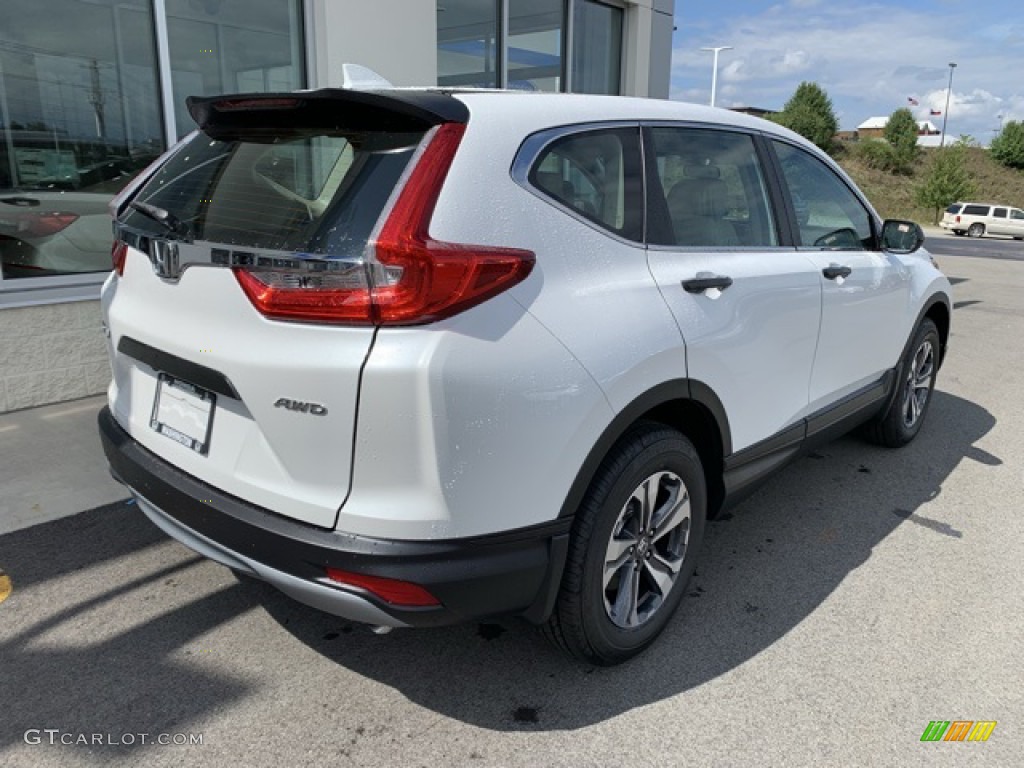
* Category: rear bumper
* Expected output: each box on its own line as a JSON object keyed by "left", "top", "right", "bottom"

{"left": 99, "top": 406, "right": 569, "bottom": 627}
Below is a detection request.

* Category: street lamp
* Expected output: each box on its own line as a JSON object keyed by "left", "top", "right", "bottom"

{"left": 940, "top": 62, "right": 956, "bottom": 147}
{"left": 700, "top": 46, "right": 733, "bottom": 107}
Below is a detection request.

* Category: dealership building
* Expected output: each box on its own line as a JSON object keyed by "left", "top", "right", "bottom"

{"left": 0, "top": 0, "right": 673, "bottom": 413}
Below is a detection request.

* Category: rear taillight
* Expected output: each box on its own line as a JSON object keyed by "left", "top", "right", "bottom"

{"left": 324, "top": 567, "right": 440, "bottom": 607}
{"left": 0, "top": 211, "right": 79, "bottom": 238}
{"left": 233, "top": 123, "right": 535, "bottom": 326}
{"left": 955, "top": 215, "right": 961, "bottom": 223}
{"left": 111, "top": 240, "right": 128, "bottom": 276}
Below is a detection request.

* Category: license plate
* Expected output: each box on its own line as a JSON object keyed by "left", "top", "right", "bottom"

{"left": 150, "top": 374, "right": 216, "bottom": 455}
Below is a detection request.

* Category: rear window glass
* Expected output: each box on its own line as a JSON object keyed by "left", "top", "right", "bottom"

{"left": 945, "top": 204, "right": 962, "bottom": 214}
{"left": 962, "top": 204, "right": 990, "bottom": 216}
{"left": 120, "top": 130, "right": 424, "bottom": 255}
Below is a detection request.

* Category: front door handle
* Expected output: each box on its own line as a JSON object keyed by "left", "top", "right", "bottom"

{"left": 682, "top": 274, "right": 733, "bottom": 293}
{"left": 822, "top": 264, "right": 852, "bottom": 280}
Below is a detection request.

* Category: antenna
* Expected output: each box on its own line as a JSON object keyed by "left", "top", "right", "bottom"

{"left": 341, "top": 64, "right": 394, "bottom": 91}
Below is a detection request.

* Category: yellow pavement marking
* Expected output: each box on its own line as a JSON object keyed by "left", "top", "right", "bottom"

{"left": 0, "top": 569, "right": 11, "bottom": 605}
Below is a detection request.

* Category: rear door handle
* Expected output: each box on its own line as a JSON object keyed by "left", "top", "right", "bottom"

{"left": 822, "top": 264, "right": 852, "bottom": 280}
{"left": 682, "top": 274, "right": 733, "bottom": 293}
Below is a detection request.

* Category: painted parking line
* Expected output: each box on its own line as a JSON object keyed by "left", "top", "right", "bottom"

{"left": 0, "top": 568, "right": 11, "bottom": 605}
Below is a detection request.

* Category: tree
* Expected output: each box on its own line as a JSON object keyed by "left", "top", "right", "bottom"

{"left": 990, "top": 120, "right": 1024, "bottom": 169}
{"left": 884, "top": 107, "right": 920, "bottom": 174}
{"left": 915, "top": 146, "right": 975, "bottom": 224}
{"left": 770, "top": 82, "right": 839, "bottom": 154}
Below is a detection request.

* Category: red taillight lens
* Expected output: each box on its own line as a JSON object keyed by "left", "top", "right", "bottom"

{"left": 324, "top": 567, "right": 440, "bottom": 607}
{"left": 371, "top": 123, "right": 535, "bottom": 325}
{"left": 233, "top": 122, "right": 535, "bottom": 326}
{"left": 235, "top": 263, "right": 374, "bottom": 325}
{"left": 955, "top": 215, "right": 961, "bottom": 223}
{"left": 0, "top": 211, "right": 79, "bottom": 238}
{"left": 111, "top": 240, "right": 128, "bottom": 276}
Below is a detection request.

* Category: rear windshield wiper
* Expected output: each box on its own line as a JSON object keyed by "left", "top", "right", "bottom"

{"left": 128, "top": 200, "right": 191, "bottom": 240}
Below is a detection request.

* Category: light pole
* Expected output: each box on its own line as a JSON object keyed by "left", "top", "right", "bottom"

{"left": 940, "top": 62, "right": 956, "bottom": 147}
{"left": 700, "top": 46, "right": 733, "bottom": 107}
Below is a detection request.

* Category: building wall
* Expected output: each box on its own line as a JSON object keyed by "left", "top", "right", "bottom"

{"left": 307, "top": 0, "right": 438, "bottom": 88}
{"left": 0, "top": 300, "right": 108, "bottom": 412}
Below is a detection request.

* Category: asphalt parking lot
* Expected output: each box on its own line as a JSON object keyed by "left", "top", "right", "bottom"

{"left": 1, "top": 245, "right": 1022, "bottom": 767}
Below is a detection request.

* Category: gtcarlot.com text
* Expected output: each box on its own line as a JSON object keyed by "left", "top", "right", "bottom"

{"left": 24, "top": 730, "right": 203, "bottom": 747}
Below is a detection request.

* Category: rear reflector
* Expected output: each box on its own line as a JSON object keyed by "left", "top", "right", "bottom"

{"left": 111, "top": 240, "right": 128, "bottom": 276}
{"left": 324, "top": 567, "right": 440, "bottom": 607}
{"left": 233, "top": 122, "right": 535, "bottom": 326}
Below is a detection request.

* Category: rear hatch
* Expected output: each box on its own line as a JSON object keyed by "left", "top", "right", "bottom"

{"left": 104, "top": 89, "right": 467, "bottom": 529}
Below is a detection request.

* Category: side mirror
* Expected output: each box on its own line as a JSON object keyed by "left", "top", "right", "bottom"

{"left": 880, "top": 219, "right": 925, "bottom": 254}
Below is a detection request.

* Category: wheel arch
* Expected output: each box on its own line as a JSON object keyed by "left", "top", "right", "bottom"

{"left": 558, "top": 380, "right": 731, "bottom": 522}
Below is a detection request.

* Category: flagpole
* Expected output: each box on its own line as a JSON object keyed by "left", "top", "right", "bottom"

{"left": 940, "top": 62, "right": 957, "bottom": 147}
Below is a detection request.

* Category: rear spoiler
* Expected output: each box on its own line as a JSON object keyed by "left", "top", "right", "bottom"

{"left": 186, "top": 89, "right": 469, "bottom": 139}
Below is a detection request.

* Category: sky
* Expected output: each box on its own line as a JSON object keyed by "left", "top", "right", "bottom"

{"left": 670, "top": 0, "right": 1024, "bottom": 144}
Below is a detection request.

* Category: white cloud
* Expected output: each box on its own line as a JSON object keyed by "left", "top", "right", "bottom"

{"left": 671, "top": 3, "right": 1023, "bottom": 143}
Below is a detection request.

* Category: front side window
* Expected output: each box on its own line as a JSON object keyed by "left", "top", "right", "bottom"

{"left": 647, "top": 127, "right": 777, "bottom": 248}
{"left": 773, "top": 141, "right": 873, "bottom": 250}
{"left": 1012, "top": 209, "right": 1024, "bottom": 221}
{"left": 0, "top": 0, "right": 163, "bottom": 280}
{"left": 529, "top": 127, "right": 642, "bottom": 240}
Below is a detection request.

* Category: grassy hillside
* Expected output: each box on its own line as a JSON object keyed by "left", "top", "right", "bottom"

{"left": 836, "top": 146, "right": 1024, "bottom": 225}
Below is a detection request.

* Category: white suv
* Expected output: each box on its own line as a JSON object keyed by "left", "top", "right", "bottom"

{"left": 99, "top": 87, "right": 952, "bottom": 664}
{"left": 940, "top": 201, "right": 1024, "bottom": 239}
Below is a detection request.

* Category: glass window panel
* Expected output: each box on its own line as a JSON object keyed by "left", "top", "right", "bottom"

{"left": 0, "top": 0, "right": 163, "bottom": 279}
{"left": 166, "top": 0, "right": 304, "bottom": 139}
{"left": 529, "top": 127, "right": 643, "bottom": 241}
{"left": 773, "top": 141, "right": 872, "bottom": 249}
{"left": 508, "top": 0, "right": 562, "bottom": 92}
{"left": 648, "top": 128, "right": 777, "bottom": 248}
{"left": 437, "top": 0, "right": 499, "bottom": 88}
{"left": 571, "top": 0, "right": 622, "bottom": 95}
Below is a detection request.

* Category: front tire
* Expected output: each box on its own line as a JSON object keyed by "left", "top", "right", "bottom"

{"left": 968, "top": 223, "right": 985, "bottom": 238}
{"left": 543, "top": 422, "right": 706, "bottom": 665}
{"left": 865, "top": 319, "right": 940, "bottom": 447}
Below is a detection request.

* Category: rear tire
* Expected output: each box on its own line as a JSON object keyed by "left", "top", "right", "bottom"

{"left": 864, "top": 319, "right": 940, "bottom": 448}
{"left": 543, "top": 422, "right": 705, "bottom": 665}
{"left": 968, "top": 223, "right": 985, "bottom": 238}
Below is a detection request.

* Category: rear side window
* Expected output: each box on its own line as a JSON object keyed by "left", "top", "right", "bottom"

{"left": 645, "top": 127, "right": 777, "bottom": 248}
{"left": 963, "top": 204, "right": 990, "bottom": 216}
{"left": 993, "top": 207, "right": 1008, "bottom": 218}
{"left": 528, "top": 127, "right": 643, "bottom": 241}
{"left": 120, "top": 130, "right": 424, "bottom": 256}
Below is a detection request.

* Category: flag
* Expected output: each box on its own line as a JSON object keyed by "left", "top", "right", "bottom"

{"left": 908, "top": 97, "right": 919, "bottom": 106}
{"left": 930, "top": 109, "right": 942, "bottom": 116}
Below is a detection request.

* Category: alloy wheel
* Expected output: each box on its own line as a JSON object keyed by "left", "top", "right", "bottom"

{"left": 603, "top": 470, "right": 691, "bottom": 629}
{"left": 902, "top": 339, "right": 935, "bottom": 429}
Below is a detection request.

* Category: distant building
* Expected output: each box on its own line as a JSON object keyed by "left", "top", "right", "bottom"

{"left": 855, "top": 116, "right": 941, "bottom": 141}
